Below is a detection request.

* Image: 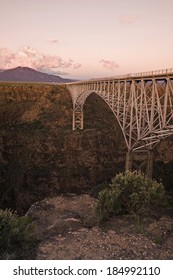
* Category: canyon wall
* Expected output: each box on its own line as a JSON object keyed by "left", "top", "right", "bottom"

{"left": 0, "top": 83, "right": 172, "bottom": 213}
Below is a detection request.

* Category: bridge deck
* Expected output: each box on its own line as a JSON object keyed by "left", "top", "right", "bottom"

{"left": 67, "top": 68, "right": 173, "bottom": 177}
{"left": 67, "top": 68, "right": 173, "bottom": 85}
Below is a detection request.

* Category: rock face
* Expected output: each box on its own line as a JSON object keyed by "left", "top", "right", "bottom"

{"left": 0, "top": 83, "right": 173, "bottom": 213}
{"left": 27, "top": 194, "right": 173, "bottom": 260}
{"left": 0, "top": 83, "right": 126, "bottom": 213}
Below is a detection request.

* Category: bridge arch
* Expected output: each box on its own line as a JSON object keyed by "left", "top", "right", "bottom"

{"left": 66, "top": 69, "right": 173, "bottom": 177}
{"left": 75, "top": 90, "right": 129, "bottom": 148}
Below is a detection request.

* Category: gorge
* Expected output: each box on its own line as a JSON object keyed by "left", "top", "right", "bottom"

{"left": 0, "top": 83, "right": 173, "bottom": 213}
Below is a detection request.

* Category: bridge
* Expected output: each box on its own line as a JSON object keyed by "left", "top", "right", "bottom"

{"left": 66, "top": 68, "right": 173, "bottom": 177}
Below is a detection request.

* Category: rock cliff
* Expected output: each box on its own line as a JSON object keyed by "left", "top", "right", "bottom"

{"left": 0, "top": 83, "right": 172, "bottom": 213}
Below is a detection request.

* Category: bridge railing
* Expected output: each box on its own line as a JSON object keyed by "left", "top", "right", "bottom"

{"left": 106, "top": 68, "right": 173, "bottom": 80}
{"left": 88, "top": 68, "right": 173, "bottom": 82}
{"left": 132, "top": 68, "right": 173, "bottom": 77}
{"left": 66, "top": 68, "right": 173, "bottom": 85}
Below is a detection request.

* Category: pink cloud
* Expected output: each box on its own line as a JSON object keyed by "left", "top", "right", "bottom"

{"left": 19, "top": 46, "right": 38, "bottom": 58}
{"left": 39, "top": 68, "right": 69, "bottom": 76}
{"left": 0, "top": 47, "right": 82, "bottom": 72}
{"left": 45, "top": 39, "right": 59, "bottom": 45}
{"left": 99, "top": 59, "right": 119, "bottom": 71}
{"left": 0, "top": 48, "right": 16, "bottom": 64}
{"left": 73, "top": 63, "right": 82, "bottom": 69}
{"left": 119, "top": 15, "right": 138, "bottom": 24}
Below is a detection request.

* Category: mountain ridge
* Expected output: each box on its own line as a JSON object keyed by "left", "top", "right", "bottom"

{"left": 0, "top": 66, "right": 76, "bottom": 83}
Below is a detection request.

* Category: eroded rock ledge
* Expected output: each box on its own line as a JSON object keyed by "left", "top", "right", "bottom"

{"left": 27, "top": 194, "right": 173, "bottom": 260}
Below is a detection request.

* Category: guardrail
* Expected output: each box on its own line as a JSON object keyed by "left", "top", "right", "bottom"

{"left": 66, "top": 68, "right": 173, "bottom": 85}
{"left": 132, "top": 68, "right": 173, "bottom": 77}
{"left": 91, "top": 68, "right": 173, "bottom": 81}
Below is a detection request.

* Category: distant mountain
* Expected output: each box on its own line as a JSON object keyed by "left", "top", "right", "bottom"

{"left": 0, "top": 66, "right": 75, "bottom": 83}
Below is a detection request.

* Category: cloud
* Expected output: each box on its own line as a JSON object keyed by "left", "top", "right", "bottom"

{"left": 18, "top": 46, "right": 38, "bottom": 57}
{"left": 0, "top": 47, "right": 82, "bottom": 73}
{"left": 119, "top": 15, "right": 138, "bottom": 24}
{"left": 39, "top": 68, "right": 69, "bottom": 76}
{"left": 99, "top": 59, "right": 119, "bottom": 71}
{"left": 45, "top": 39, "right": 59, "bottom": 45}
{"left": 73, "top": 63, "right": 82, "bottom": 69}
{"left": 0, "top": 48, "right": 16, "bottom": 64}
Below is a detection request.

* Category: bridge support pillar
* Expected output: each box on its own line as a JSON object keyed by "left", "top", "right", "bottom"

{"left": 125, "top": 151, "right": 133, "bottom": 171}
{"left": 125, "top": 149, "right": 153, "bottom": 178}
{"left": 146, "top": 149, "right": 153, "bottom": 178}
{"left": 72, "top": 110, "right": 84, "bottom": 130}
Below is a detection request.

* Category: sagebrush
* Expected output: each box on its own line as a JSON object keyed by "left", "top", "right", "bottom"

{"left": 96, "top": 171, "right": 165, "bottom": 221}
{"left": 0, "top": 209, "right": 35, "bottom": 259}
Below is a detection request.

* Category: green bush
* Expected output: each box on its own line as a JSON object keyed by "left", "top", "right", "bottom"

{"left": 96, "top": 171, "right": 165, "bottom": 221}
{"left": 0, "top": 209, "right": 34, "bottom": 259}
{"left": 89, "top": 181, "right": 110, "bottom": 198}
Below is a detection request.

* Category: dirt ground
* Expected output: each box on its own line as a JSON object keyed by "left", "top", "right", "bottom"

{"left": 27, "top": 194, "right": 173, "bottom": 260}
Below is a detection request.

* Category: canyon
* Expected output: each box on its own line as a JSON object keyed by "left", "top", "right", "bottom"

{"left": 0, "top": 83, "right": 173, "bottom": 213}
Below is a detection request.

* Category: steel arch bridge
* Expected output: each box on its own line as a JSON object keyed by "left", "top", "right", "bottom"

{"left": 66, "top": 68, "right": 173, "bottom": 177}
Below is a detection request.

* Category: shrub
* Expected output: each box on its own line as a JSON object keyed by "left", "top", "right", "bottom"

{"left": 0, "top": 209, "right": 34, "bottom": 259}
{"left": 96, "top": 171, "right": 165, "bottom": 221}
{"left": 89, "top": 181, "right": 110, "bottom": 198}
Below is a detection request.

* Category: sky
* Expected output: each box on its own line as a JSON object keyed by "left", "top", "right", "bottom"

{"left": 0, "top": 0, "right": 173, "bottom": 79}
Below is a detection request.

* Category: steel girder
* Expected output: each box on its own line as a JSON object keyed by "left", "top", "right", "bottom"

{"left": 67, "top": 70, "right": 173, "bottom": 152}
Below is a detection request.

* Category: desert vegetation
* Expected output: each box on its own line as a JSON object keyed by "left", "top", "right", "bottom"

{"left": 0, "top": 83, "right": 173, "bottom": 259}
{"left": 95, "top": 171, "right": 166, "bottom": 222}
{"left": 0, "top": 209, "right": 35, "bottom": 259}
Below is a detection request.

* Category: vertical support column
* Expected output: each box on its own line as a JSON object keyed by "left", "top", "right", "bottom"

{"left": 125, "top": 151, "right": 133, "bottom": 171}
{"left": 72, "top": 110, "right": 75, "bottom": 130}
{"left": 72, "top": 110, "right": 84, "bottom": 130}
{"left": 163, "top": 78, "right": 168, "bottom": 127}
{"left": 80, "top": 110, "right": 84, "bottom": 129}
{"left": 146, "top": 149, "right": 153, "bottom": 178}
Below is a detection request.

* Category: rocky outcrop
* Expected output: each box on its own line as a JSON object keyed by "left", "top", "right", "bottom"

{"left": 27, "top": 194, "right": 173, "bottom": 260}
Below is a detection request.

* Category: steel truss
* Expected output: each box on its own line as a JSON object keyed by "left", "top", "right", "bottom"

{"left": 67, "top": 69, "right": 173, "bottom": 176}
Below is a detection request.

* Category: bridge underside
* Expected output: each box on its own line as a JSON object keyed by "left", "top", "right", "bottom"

{"left": 67, "top": 69, "right": 173, "bottom": 177}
